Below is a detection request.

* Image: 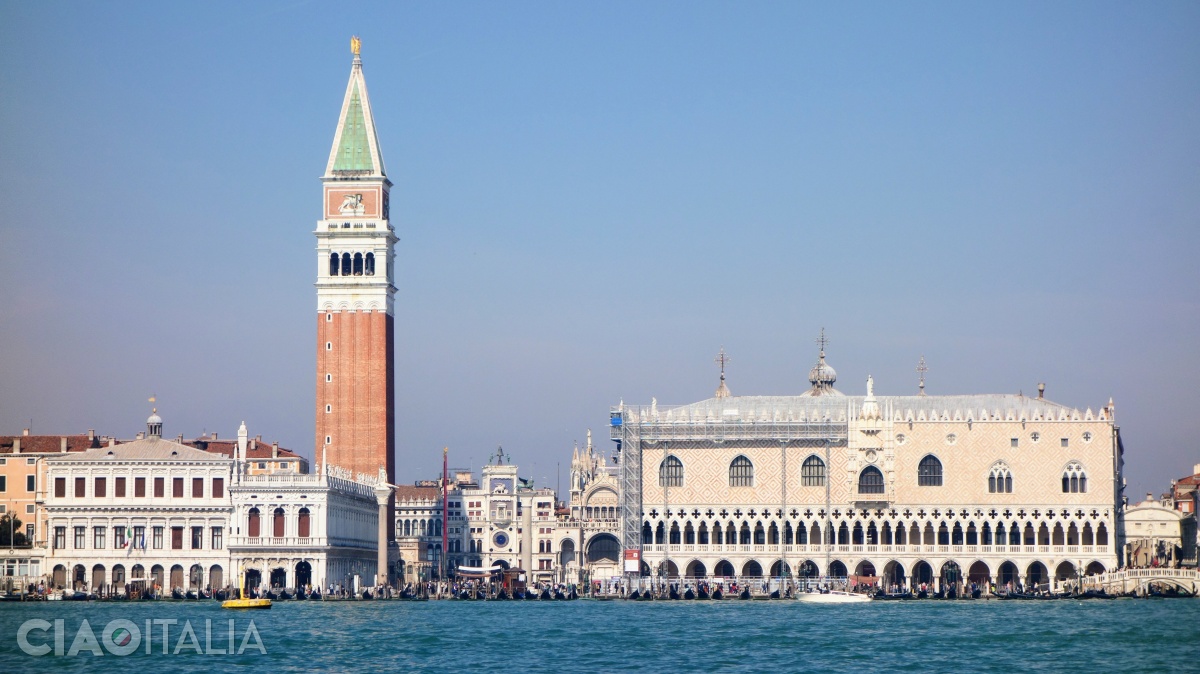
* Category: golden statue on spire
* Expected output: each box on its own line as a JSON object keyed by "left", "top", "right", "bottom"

{"left": 351, "top": 35, "right": 362, "bottom": 56}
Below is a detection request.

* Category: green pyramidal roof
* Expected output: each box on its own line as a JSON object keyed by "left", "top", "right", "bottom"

{"left": 332, "top": 85, "right": 374, "bottom": 173}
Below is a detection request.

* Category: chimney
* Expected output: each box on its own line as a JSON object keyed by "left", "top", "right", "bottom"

{"left": 108, "top": 437, "right": 116, "bottom": 447}
{"left": 60, "top": 437, "right": 67, "bottom": 453}
{"left": 136, "top": 432, "right": 145, "bottom": 440}
{"left": 87, "top": 429, "right": 95, "bottom": 441}
{"left": 272, "top": 442, "right": 279, "bottom": 458}
{"left": 12, "top": 438, "right": 19, "bottom": 454}
{"left": 212, "top": 432, "right": 218, "bottom": 440}
{"left": 1146, "top": 492, "right": 1154, "bottom": 503}
{"left": 1037, "top": 383, "right": 1045, "bottom": 399}
{"left": 176, "top": 434, "right": 184, "bottom": 444}
{"left": 251, "top": 438, "right": 257, "bottom": 451}
{"left": 22, "top": 428, "right": 30, "bottom": 437}
{"left": 256, "top": 435, "right": 262, "bottom": 442}
{"left": 1194, "top": 463, "right": 1200, "bottom": 476}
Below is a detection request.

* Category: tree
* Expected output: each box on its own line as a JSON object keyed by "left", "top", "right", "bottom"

{"left": 0, "top": 515, "right": 29, "bottom": 547}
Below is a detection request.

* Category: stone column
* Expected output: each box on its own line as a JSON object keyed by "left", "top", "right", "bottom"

{"left": 374, "top": 481, "right": 393, "bottom": 587}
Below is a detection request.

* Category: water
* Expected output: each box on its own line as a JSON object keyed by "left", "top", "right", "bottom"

{"left": 0, "top": 598, "right": 1197, "bottom": 673}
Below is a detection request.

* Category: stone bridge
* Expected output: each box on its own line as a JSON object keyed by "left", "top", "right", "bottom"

{"left": 1081, "top": 568, "right": 1199, "bottom": 596}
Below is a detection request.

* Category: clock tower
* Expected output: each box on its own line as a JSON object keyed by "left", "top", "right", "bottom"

{"left": 314, "top": 40, "right": 397, "bottom": 493}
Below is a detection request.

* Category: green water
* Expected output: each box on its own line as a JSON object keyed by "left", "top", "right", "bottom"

{"left": 0, "top": 598, "right": 1196, "bottom": 672}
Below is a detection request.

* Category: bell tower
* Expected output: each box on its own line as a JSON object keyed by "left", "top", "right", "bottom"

{"left": 314, "top": 37, "right": 396, "bottom": 489}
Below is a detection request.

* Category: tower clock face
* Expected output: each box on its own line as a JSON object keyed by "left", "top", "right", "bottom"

{"left": 493, "top": 532, "right": 509, "bottom": 548}
{"left": 382, "top": 192, "right": 390, "bottom": 219}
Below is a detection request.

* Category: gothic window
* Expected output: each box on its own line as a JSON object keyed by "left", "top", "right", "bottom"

{"left": 329, "top": 253, "right": 339, "bottom": 276}
{"left": 365, "top": 252, "right": 375, "bottom": 276}
{"left": 801, "top": 455, "right": 826, "bottom": 487}
{"left": 729, "top": 455, "right": 753, "bottom": 487}
{"left": 1062, "top": 462, "right": 1087, "bottom": 493}
{"left": 341, "top": 252, "right": 352, "bottom": 276}
{"left": 858, "top": 466, "right": 884, "bottom": 494}
{"left": 989, "top": 462, "right": 1013, "bottom": 493}
{"left": 353, "top": 252, "right": 364, "bottom": 276}
{"left": 659, "top": 455, "right": 683, "bottom": 488}
{"left": 918, "top": 455, "right": 943, "bottom": 486}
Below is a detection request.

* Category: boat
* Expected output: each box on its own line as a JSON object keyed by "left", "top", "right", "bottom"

{"left": 739, "top": 588, "right": 751, "bottom": 600}
{"left": 697, "top": 587, "right": 710, "bottom": 600}
{"left": 626, "top": 589, "right": 640, "bottom": 600}
{"left": 222, "top": 597, "right": 272, "bottom": 609}
{"left": 796, "top": 590, "right": 871, "bottom": 603}
{"left": 712, "top": 587, "right": 723, "bottom": 600}
{"left": 683, "top": 587, "right": 695, "bottom": 600}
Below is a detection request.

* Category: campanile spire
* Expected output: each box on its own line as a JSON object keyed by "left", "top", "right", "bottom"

{"left": 314, "top": 37, "right": 398, "bottom": 497}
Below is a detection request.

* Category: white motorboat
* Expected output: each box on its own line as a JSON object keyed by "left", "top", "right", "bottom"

{"left": 796, "top": 590, "right": 871, "bottom": 603}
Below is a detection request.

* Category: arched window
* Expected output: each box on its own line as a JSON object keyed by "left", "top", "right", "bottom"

{"left": 858, "top": 466, "right": 884, "bottom": 494}
{"left": 918, "top": 455, "right": 943, "bottom": 486}
{"left": 365, "top": 252, "right": 375, "bottom": 276}
{"left": 353, "top": 252, "right": 364, "bottom": 276}
{"left": 297, "top": 508, "right": 310, "bottom": 538}
{"left": 989, "top": 461, "right": 1013, "bottom": 493}
{"left": 801, "top": 455, "right": 826, "bottom": 487}
{"left": 272, "top": 508, "right": 285, "bottom": 538}
{"left": 1062, "top": 462, "right": 1087, "bottom": 493}
{"left": 247, "top": 508, "right": 260, "bottom": 538}
{"left": 341, "top": 252, "right": 352, "bottom": 276}
{"left": 329, "top": 253, "right": 339, "bottom": 276}
{"left": 729, "top": 455, "right": 753, "bottom": 487}
{"left": 659, "top": 455, "right": 683, "bottom": 487}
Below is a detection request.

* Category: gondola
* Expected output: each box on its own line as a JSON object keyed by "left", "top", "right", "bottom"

{"left": 171, "top": 588, "right": 186, "bottom": 600}
{"left": 684, "top": 588, "right": 695, "bottom": 600}
{"left": 295, "top": 588, "right": 307, "bottom": 600}
{"left": 739, "top": 588, "right": 751, "bottom": 600}
{"left": 215, "top": 589, "right": 229, "bottom": 601}
{"left": 494, "top": 589, "right": 509, "bottom": 600}
{"left": 697, "top": 587, "right": 710, "bottom": 600}
{"left": 769, "top": 590, "right": 780, "bottom": 599}
{"left": 712, "top": 588, "right": 723, "bottom": 600}
{"left": 361, "top": 590, "right": 372, "bottom": 600}
{"left": 627, "top": 589, "right": 640, "bottom": 600}
{"left": 554, "top": 590, "right": 567, "bottom": 600}
{"left": 309, "top": 590, "right": 322, "bottom": 600}
{"left": 280, "top": 590, "right": 294, "bottom": 600}
{"left": 540, "top": 588, "right": 553, "bottom": 600}
{"left": 916, "top": 589, "right": 928, "bottom": 599}
{"left": 524, "top": 588, "right": 538, "bottom": 600}
{"left": 971, "top": 588, "right": 982, "bottom": 599}
{"left": 185, "top": 590, "right": 199, "bottom": 600}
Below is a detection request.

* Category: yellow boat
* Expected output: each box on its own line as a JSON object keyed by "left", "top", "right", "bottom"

{"left": 222, "top": 570, "right": 271, "bottom": 608}
{"left": 221, "top": 597, "right": 272, "bottom": 609}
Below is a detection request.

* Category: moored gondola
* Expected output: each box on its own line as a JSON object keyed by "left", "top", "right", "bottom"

{"left": 739, "top": 588, "right": 751, "bottom": 600}
{"left": 627, "top": 589, "right": 640, "bottom": 600}
{"left": 684, "top": 587, "right": 695, "bottom": 600}
{"left": 712, "top": 587, "right": 724, "bottom": 600}
{"left": 697, "top": 587, "right": 709, "bottom": 600}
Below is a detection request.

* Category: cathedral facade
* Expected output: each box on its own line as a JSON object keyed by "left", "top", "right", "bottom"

{"left": 608, "top": 344, "right": 1125, "bottom": 592}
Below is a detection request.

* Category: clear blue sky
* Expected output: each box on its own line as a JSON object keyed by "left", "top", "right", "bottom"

{"left": 1, "top": 1, "right": 1197, "bottom": 499}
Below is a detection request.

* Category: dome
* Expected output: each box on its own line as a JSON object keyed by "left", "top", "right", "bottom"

{"left": 808, "top": 351, "right": 837, "bottom": 387}
{"left": 147, "top": 411, "right": 163, "bottom": 425}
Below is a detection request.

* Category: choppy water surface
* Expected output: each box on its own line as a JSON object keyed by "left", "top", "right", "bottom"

{"left": 0, "top": 598, "right": 1197, "bottom": 673}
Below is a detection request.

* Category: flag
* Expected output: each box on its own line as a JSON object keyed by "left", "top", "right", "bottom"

{"left": 125, "top": 526, "right": 133, "bottom": 556}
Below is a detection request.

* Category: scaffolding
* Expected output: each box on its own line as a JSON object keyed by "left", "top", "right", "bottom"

{"left": 611, "top": 398, "right": 852, "bottom": 579}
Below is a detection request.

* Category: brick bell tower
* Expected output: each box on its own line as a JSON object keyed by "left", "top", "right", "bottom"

{"left": 315, "top": 38, "right": 397, "bottom": 495}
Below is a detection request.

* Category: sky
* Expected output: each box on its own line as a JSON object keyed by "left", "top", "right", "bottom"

{"left": 1, "top": 1, "right": 1197, "bottom": 500}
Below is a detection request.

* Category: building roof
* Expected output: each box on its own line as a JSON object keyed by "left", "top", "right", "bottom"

{"left": 46, "top": 436, "right": 230, "bottom": 463}
{"left": 620, "top": 393, "right": 1107, "bottom": 424}
{"left": 0, "top": 434, "right": 101, "bottom": 454}
{"left": 325, "top": 49, "right": 386, "bottom": 178}
{"left": 187, "top": 438, "right": 306, "bottom": 463}
{"left": 395, "top": 485, "right": 441, "bottom": 502}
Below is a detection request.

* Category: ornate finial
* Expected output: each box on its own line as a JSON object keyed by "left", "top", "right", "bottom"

{"left": 351, "top": 36, "right": 362, "bottom": 57}
{"left": 816, "top": 328, "right": 829, "bottom": 357}
{"left": 714, "top": 347, "right": 732, "bottom": 398}
{"left": 916, "top": 356, "right": 928, "bottom": 396}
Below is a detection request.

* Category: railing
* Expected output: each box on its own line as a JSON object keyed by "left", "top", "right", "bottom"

{"left": 638, "top": 543, "right": 1110, "bottom": 558}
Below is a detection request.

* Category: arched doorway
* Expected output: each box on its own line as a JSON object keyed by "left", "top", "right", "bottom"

{"left": 998, "top": 561, "right": 1019, "bottom": 588}
{"left": 639, "top": 561, "right": 651, "bottom": 577}
{"left": 827, "top": 560, "right": 847, "bottom": 578}
{"left": 911, "top": 561, "right": 933, "bottom": 586}
{"left": 1055, "top": 561, "right": 1077, "bottom": 588}
{"left": 245, "top": 569, "right": 261, "bottom": 591}
{"left": 714, "top": 560, "right": 735, "bottom": 577}
{"left": 586, "top": 534, "right": 620, "bottom": 564}
{"left": 883, "top": 561, "right": 905, "bottom": 590}
{"left": 52, "top": 565, "right": 66, "bottom": 589}
{"left": 968, "top": 561, "right": 990, "bottom": 586}
{"left": 270, "top": 567, "right": 287, "bottom": 589}
{"left": 130, "top": 565, "right": 145, "bottom": 593}
{"left": 1085, "top": 561, "right": 1105, "bottom": 576}
{"left": 296, "top": 561, "right": 312, "bottom": 588}
{"left": 151, "top": 565, "right": 165, "bottom": 591}
{"left": 742, "top": 560, "right": 763, "bottom": 577}
{"left": 685, "top": 560, "right": 707, "bottom": 577}
{"left": 854, "top": 561, "right": 876, "bottom": 577}
{"left": 91, "top": 565, "right": 106, "bottom": 593}
{"left": 112, "top": 564, "right": 126, "bottom": 589}
{"left": 659, "top": 560, "right": 678, "bottom": 577}
{"left": 769, "top": 560, "right": 791, "bottom": 577}
{"left": 797, "top": 560, "right": 819, "bottom": 578}
{"left": 1026, "top": 561, "right": 1048, "bottom": 590}
{"left": 73, "top": 564, "right": 86, "bottom": 590}
{"left": 559, "top": 539, "right": 576, "bottom": 572}
{"left": 209, "top": 565, "right": 224, "bottom": 590}
{"left": 170, "top": 565, "right": 184, "bottom": 591}
{"left": 189, "top": 564, "right": 203, "bottom": 589}
{"left": 940, "top": 561, "right": 962, "bottom": 592}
